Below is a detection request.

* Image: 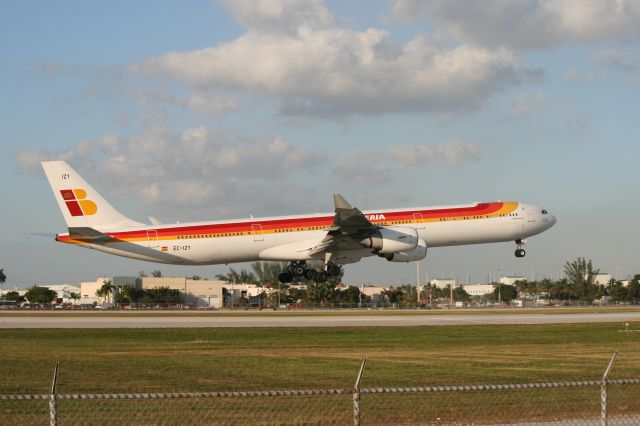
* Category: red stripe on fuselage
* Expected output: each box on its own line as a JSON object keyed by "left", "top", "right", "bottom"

{"left": 56, "top": 202, "right": 508, "bottom": 243}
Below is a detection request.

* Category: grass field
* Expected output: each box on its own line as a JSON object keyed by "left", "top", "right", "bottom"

{"left": 1, "top": 323, "right": 639, "bottom": 395}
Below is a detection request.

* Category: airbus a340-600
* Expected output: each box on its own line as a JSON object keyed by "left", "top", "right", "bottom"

{"left": 42, "top": 161, "right": 556, "bottom": 283}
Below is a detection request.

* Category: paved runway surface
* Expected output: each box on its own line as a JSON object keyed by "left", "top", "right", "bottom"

{"left": 0, "top": 312, "right": 638, "bottom": 328}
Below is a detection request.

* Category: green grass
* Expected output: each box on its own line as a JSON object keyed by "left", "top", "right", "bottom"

{"left": 0, "top": 323, "right": 639, "bottom": 395}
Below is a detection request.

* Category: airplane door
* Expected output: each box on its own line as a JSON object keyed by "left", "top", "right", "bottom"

{"left": 527, "top": 214, "right": 535, "bottom": 223}
{"left": 252, "top": 224, "right": 264, "bottom": 242}
{"left": 147, "top": 229, "right": 159, "bottom": 248}
{"left": 413, "top": 213, "right": 425, "bottom": 230}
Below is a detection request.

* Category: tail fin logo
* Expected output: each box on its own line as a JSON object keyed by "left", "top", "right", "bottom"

{"left": 60, "top": 189, "right": 98, "bottom": 216}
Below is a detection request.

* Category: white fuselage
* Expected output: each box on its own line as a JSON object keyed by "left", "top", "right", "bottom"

{"left": 57, "top": 201, "right": 556, "bottom": 265}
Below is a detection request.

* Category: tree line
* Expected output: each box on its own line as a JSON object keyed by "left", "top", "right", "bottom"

{"left": 96, "top": 280, "right": 182, "bottom": 305}
{"left": 2, "top": 258, "right": 639, "bottom": 307}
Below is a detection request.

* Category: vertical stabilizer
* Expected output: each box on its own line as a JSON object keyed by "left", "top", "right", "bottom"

{"left": 41, "top": 161, "right": 143, "bottom": 230}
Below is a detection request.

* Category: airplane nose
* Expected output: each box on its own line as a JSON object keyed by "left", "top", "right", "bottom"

{"left": 549, "top": 214, "right": 557, "bottom": 227}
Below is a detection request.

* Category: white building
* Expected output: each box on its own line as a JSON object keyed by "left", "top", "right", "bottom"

{"left": 590, "top": 274, "right": 612, "bottom": 285}
{"left": 80, "top": 278, "right": 111, "bottom": 305}
{"left": 430, "top": 278, "right": 456, "bottom": 289}
{"left": 142, "top": 277, "right": 226, "bottom": 308}
{"left": 359, "top": 285, "right": 387, "bottom": 298}
{"left": 46, "top": 284, "right": 81, "bottom": 304}
{"left": 499, "top": 276, "right": 526, "bottom": 286}
{"left": 462, "top": 284, "right": 495, "bottom": 296}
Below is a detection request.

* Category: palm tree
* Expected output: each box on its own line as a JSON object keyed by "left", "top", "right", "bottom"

{"left": 215, "top": 268, "right": 240, "bottom": 283}
{"left": 96, "top": 279, "right": 114, "bottom": 303}
{"left": 215, "top": 268, "right": 257, "bottom": 284}
{"left": 0, "top": 269, "right": 6, "bottom": 285}
{"left": 69, "top": 292, "right": 80, "bottom": 306}
{"left": 564, "top": 257, "right": 599, "bottom": 300}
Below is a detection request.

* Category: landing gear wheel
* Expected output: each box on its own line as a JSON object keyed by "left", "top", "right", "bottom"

{"left": 304, "top": 269, "right": 318, "bottom": 281}
{"left": 278, "top": 272, "right": 293, "bottom": 284}
{"left": 292, "top": 265, "right": 306, "bottom": 276}
{"left": 315, "top": 272, "right": 328, "bottom": 283}
{"left": 515, "top": 249, "right": 526, "bottom": 258}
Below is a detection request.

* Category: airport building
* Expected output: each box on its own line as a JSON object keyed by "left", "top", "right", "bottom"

{"left": 359, "top": 285, "right": 388, "bottom": 303}
{"left": 141, "top": 277, "right": 226, "bottom": 308}
{"left": 80, "top": 278, "right": 115, "bottom": 304}
{"left": 590, "top": 274, "right": 612, "bottom": 285}
{"left": 430, "top": 278, "right": 456, "bottom": 289}
{"left": 499, "top": 276, "right": 526, "bottom": 285}
{"left": 461, "top": 284, "right": 495, "bottom": 296}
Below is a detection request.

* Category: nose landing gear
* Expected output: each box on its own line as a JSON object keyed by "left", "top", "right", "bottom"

{"left": 514, "top": 239, "right": 526, "bottom": 258}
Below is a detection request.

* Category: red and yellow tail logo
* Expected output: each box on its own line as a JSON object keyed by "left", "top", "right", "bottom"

{"left": 60, "top": 189, "right": 97, "bottom": 216}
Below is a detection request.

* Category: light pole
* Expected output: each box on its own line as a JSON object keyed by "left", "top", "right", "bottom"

{"left": 231, "top": 277, "right": 234, "bottom": 310}
{"left": 416, "top": 261, "right": 421, "bottom": 308}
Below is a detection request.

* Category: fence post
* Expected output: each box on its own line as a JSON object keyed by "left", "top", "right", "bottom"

{"left": 600, "top": 352, "right": 617, "bottom": 426}
{"left": 353, "top": 358, "right": 367, "bottom": 426}
{"left": 49, "top": 362, "right": 59, "bottom": 426}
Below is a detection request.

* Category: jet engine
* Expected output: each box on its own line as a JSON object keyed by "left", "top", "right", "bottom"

{"left": 359, "top": 226, "right": 418, "bottom": 253}
{"left": 384, "top": 238, "right": 427, "bottom": 262}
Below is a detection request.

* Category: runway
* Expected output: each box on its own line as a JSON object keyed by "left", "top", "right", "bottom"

{"left": 0, "top": 311, "right": 638, "bottom": 328}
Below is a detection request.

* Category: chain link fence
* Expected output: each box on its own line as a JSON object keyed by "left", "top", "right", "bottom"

{"left": 1, "top": 355, "right": 639, "bottom": 425}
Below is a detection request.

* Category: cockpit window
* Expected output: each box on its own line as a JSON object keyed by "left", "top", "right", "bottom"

{"left": 541, "top": 209, "right": 548, "bottom": 214}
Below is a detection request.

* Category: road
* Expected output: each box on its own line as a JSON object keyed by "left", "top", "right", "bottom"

{"left": 0, "top": 311, "right": 638, "bottom": 328}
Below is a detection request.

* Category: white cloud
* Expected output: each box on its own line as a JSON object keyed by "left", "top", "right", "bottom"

{"left": 133, "top": 88, "right": 238, "bottom": 116}
{"left": 334, "top": 150, "right": 392, "bottom": 184}
{"left": 390, "top": 0, "right": 640, "bottom": 50}
{"left": 593, "top": 49, "right": 637, "bottom": 70}
{"left": 334, "top": 141, "right": 479, "bottom": 184}
{"left": 221, "top": 0, "right": 336, "bottom": 33}
{"left": 391, "top": 141, "right": 479, "bottom": 166}
{"left": 15, "top": 127, "right": 324, "bottom": 215}
{"left": 137, "top": 28, "right": 534, "bottom": 117}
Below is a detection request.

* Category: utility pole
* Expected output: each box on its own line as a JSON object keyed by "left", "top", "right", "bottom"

{"left": 450, "top": 283, "right": 453, "bottom": 307}
{"left": 231, "top": 277, "right": 235, "bottom": 310}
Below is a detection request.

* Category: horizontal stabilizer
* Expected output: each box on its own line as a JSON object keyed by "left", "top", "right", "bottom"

{"left": 68, "top": 227, "right": 112, "bottom": 243}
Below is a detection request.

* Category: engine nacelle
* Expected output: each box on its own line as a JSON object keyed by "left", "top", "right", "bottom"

{"left": 359, "top": 226, "right": 418, "bottom": 253}
{"left": 385, "top": 238, "right": 427, "bottom": 262}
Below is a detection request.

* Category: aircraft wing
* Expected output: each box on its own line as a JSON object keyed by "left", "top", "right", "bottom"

{"left": 308, "top": 194, "right": 378, "bottom": 258}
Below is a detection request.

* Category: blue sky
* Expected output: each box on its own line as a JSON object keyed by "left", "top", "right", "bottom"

{"left": 2, "top": 0, "right": 639, "bottom": 287}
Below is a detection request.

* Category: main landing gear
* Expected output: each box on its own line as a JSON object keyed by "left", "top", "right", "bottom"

{"left": 514, "top": 239, "right": 526, "bottom": 258}
{"left": 278, "top": 261, "right": 341, "bottom": 284}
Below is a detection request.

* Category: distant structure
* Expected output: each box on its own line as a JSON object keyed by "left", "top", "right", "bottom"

{"left": 79, "top": 276, "right": 227, "bottom": 307}
{"left": 461, "top": 284, "right": 494, "bottom": 296}
{"left": 1, "top": 284, "right": 81, "bottom": 305}
{"left": 589, "top": 273, "right": 612, "bottom": 285}
{"left": 80, "top": 277, "right": 121, "bottom": 305}
{"left": 45, "top": 284, "right": 81, "bottom": 303}
{"left": 141, "top": 277, "right": 226, "bottom": 308}
{"left": 430, "top": 278, "right": 456, "bottom": 289}
{"left": 499, "top": 276, "right": 526, "bottom": 286}
{"left": 359, "top": 285, "right": 387, "bottom": 304}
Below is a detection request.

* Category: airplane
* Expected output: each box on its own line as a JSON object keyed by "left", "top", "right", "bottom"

{"left": 42, "top": 160, "right": 556, "bottom": 283}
